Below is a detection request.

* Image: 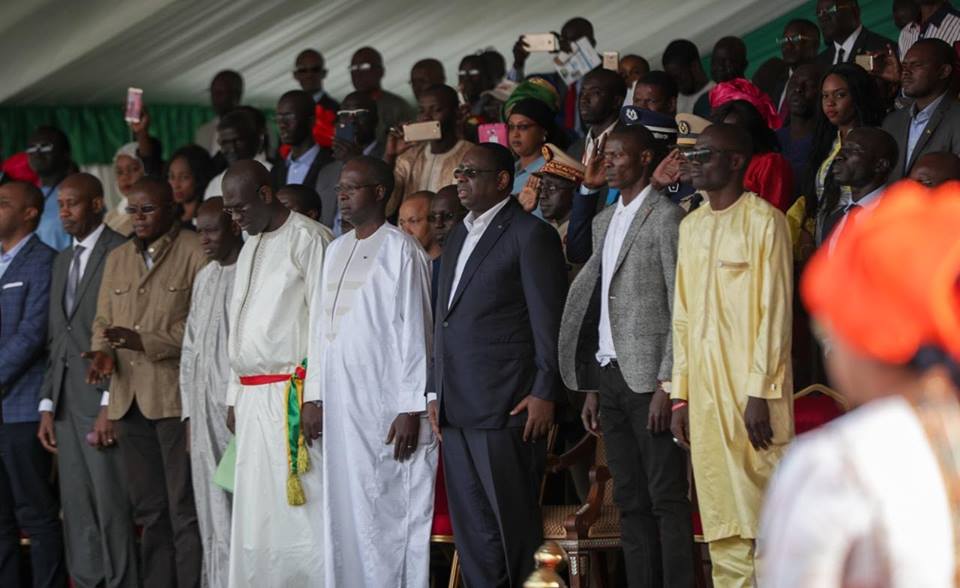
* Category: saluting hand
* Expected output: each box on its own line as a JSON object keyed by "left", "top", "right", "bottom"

{"left": 582, "top": 134, "right": 608, "bottom": 190}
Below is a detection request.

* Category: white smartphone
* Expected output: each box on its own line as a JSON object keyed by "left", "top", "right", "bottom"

{"left": 603, "top": 52, "right": 620, "bottom": 71}
{"left": 403, "top": 121, "right": 442, "bottom": 142}
{"left": 124, "top": 87, "right": 143, "bottom": 123}
{"left": 523, "top": 33, "right": 558, "bottom": 53}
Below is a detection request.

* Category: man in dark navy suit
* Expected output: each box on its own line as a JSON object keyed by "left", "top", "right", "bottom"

{"left": 427, "top": 143, "right": 568, "bottom": 587}
{"left": 0, "top": 181, "right": 65, "bottom": 588}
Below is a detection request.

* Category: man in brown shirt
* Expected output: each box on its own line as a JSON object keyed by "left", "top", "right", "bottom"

{"left": 85, "top": 177, "right": 208, "bottom": 588}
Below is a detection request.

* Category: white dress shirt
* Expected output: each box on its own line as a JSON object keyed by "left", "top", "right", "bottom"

{"left": 596, "top": 185, "right": 652, "bottom": 366}
{"left": 39, "top": 223, "right": 108, "bottom": 413}
{"left": 285, "top": 144, "right": 320, "bottom": 185}
{"left": 447, "top": 196, "right": 511, "bottom": 308}
{"left": 833, "top": 25, "right": 863, "bottom": 64}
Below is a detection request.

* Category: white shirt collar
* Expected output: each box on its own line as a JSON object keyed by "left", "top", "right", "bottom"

{"left": 72, "top": 222, "right": 106, "bottom": 251}
{"left": 857, "top": 185, "right": 885, "bottom": 209}
{"left": 615, "top": 184, "right": 654, "bottom": 215}
{"left": 463, "top": 196, "right": 510, "bottom": 232}
{"left": 586, "top": 120, "right": 618, "bottom": 145}
{"left": 286, "top": 143, "right": 320, "bottom": 165}
{"left": 834, "top": 25, "right": 863, "bottom": 58}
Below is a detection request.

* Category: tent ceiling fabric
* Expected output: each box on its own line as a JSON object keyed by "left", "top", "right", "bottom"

{"left": 1, "top": 0, "right": 807, "bottom": 107}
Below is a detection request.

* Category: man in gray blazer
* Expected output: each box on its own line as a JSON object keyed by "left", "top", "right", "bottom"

{"left": 558, "top": 124, "right": 694, "bottom": 588}
{"left": 36, "top": 173, "right": 138, "bottom": 588}
{"left": 882, "top": 38, "right": 960, "bottom": 181}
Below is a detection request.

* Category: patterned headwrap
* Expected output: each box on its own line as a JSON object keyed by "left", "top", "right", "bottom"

{"left": 709, "top": 78, "right": 782, "bottom": 130}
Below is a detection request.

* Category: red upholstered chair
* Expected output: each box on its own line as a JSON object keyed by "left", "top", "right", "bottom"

{"left": 430, "top": 455, "right": 461, "bottom": 588}
{"left": 794, "top": 384, "right": 847, "bottom": 434}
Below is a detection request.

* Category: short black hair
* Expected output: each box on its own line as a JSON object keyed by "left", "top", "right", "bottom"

{"left": 663, "top": 39, "right": 701, "bottom": 67}
{"left": 218, "top": 109, "right": 258, "bottom": 138}
{"left": 786, "top": 18, "right": 821, "bottom": 38}
{"left": 214, "top": 70, "right": 244, "bottom": 95}
{"left": 422, "top": 84, "right": 460, "bottom": 111}
{"left": 481, "top": 49, "right": 506, "bottom": 80}
{"left": 278, "top": 183, "right": 322, "bottom": 217}
{"left": 9, "top": 181, "right": 45, "bottom": 221}
{"left": 610, "top": 123, "right": 666, "bottom": 168}
{"left": 637, "top": 70, "right": 679, "bottom": 99}
{"left": 583, "top": 68, "right": 628, "bottom": 101}
{"left": 473, "top": 143, "right": 516, "bottom": 186}
{"left": 911, "top": 37, "right": 957, "bottom": 69}
{"left": 352, "top": 155, "right": 395, "bottom": 202}
{"left": 30, "top": 125, "right": 71, "bottom": 153}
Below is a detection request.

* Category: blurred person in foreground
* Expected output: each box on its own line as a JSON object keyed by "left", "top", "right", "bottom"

{"left": 760, "top": 181, "right": 960, "bottom": 587}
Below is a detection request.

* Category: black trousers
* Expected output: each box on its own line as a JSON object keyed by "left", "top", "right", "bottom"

{"left": 442, "top": 426, "right": 546, "bottom": 588}
{"left": 0, "top": 421, "right": 67, "bottom": 588}
{"left": 598, "top": 363, "right": 694, "bottom": 588}
{"left": 118, "top": 402, "right": 201, "bottom": 588}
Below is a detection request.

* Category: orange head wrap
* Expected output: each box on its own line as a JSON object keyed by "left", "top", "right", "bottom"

{"left": 802, "top": 180, "right": 960, "bottom": 365}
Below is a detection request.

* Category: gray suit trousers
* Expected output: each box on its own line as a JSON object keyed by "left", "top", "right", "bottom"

{"left": 55, "top": 389, "right": 139, "bottom": 588}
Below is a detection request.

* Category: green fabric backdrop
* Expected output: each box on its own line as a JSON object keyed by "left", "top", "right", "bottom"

{"left": 0, "top": 0, "right": 900, "bottom": 165}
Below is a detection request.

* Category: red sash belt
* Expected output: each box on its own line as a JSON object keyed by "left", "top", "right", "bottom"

{"left": 239, "top": 366, "right": 307, "bottom": 386}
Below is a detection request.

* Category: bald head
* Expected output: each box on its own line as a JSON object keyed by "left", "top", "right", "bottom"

{"left": 222, "top": 160, "right": 283, "bottom": 235}
{"left": 279, "top": 90, "right": 315, "bottom": 118}
{"left": 196, "top": 196, "right": 242, "bottom": 263}
{"left": 849, "top": 127, "right": 899, "bottom": 167}
{"left": 909, "top": 152, "right": 960, "bottom": 187}
{"left": 399, "top": 191, "right": 436, "bottom": 252}
{"left": 430, "top": 185, "right": 465, "bottom": 248}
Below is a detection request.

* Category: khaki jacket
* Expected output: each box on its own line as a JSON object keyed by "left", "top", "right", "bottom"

{"left": 92, "top": 225, "right": 208, "bottom": 420}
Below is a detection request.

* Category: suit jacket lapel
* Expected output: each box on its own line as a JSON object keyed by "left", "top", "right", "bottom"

{"left": 2, "top": 235, "right": 36, "bottom": 282}
{"left": 70, "top": 233, "right": 109, "bottom": 320}
{"left": 906, "top": 100, "right": 949, "bottom": 173}
{"left": 438, "top": 224, "right": 466, "bottom": 318}
{"left": 50, "top": 250, "right": 68, "bottom": 324}
{"left": 445, "top": 200, "right": 515, "bottom": 317}
{"left": 612, "top": 192, "right": 658, "bottom": 276}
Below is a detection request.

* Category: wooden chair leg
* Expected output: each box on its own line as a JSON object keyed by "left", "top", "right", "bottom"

{"left": 448, "top": 549, "right": 461, "bottom": 588}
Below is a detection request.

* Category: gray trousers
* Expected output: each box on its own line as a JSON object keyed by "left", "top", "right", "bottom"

{"left": 55, "top": 388, "right": 139, "bottom": 588}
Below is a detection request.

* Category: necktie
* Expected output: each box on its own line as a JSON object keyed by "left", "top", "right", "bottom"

{"left": 563, "top": 82, "right": 577, "bottom": 131}
{"left": 64, "top": 244, "right": 84, "bottom": 315}
{"left": 836, "top": 48, "right": 846, "bottom": 64}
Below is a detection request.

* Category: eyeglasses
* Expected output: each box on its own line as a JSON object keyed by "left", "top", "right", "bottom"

{"left": 337, "top": 108, "right": 371, "bottom": 116}
{"left": 428, "top": 212, "right": 457, "bottom": 223}
{"left": 334, "top": 183, "right": 377, "bottom": 195}
{"left": 349, "top": 63, "right": 374, "bottom": 72}
{"left": 124, "top": 204, "right": 165, "bottom": 216}
{"left": 458, "top": 69, "right": 482, "bottom": 77}
{"left": 294, "top": 65, "right": 324, "bottom": 75}
{"left": 223, "top": 186, "right": 264, "bottom": 217}
{"left": 453, "top": 167, "right": 498, "bottom": 179}
{"left": 508, "top": 123, "right": 539, "bottom": 132}
{"left": 682, "top": 148, "right": 732, "bottom": 164}
{"left": 776, "top": 34, "right": 816, "bottom": 47}
{"left": 816, "top": 3, "right": 850, "bottom": 19}
{"left": 25, "top": 143, "right": 54, "bottom": 155}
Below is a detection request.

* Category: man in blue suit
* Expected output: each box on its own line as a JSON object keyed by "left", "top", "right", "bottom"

{"left": 0, "top": 181, "right": 65, "bottom": 587}
{"left": 427, "top": 143, "right": 568, "bottom": 587}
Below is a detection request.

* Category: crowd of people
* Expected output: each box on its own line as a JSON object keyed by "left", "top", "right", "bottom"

{"left": 2, "top": 0, "right": 960, "bottom": 586}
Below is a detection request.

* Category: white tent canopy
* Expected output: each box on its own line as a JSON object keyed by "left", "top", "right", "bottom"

{"left": 1, "top": 0, "right": 806, "bottom": 107}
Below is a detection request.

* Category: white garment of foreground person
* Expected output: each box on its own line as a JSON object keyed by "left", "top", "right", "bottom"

{"left": 306, "top": 223, "right": 437, "bottom": 587}
{"left": 226, "top": 211, "right": 331, "bottom": 588}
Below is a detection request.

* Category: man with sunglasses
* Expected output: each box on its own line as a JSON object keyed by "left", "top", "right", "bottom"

{"left": 429, "top": 143, "right": 567, "bottom": 586}
{"left": 768, "top": 19, "right": 821, "bottom": 124}
{"left": 670, "top": 124, "right": 794, "bottom": 588}
{"left": 220, "top": 160, "right": 332, "bottom": 586}
{"left": 26, "top": 126, "right": 73, "bottom": 251}
{"left": 350, "top": 46, "right": 416, "bottom": 146}
{"left": 314, "top": 91, "right": 383, "bottom": 233}
{"left": 293, "top": 48, "right": 340, "bottom": 113}
{"left": 815, "top": 0, "right": 892, "bottom": 66}
{"left": 85, "top": 177, "right": 207, "bottom": 588}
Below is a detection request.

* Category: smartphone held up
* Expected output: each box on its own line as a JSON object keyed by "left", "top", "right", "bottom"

{"left": 125, "top": 87, "right": 143, "bottom": 124}
{"left": 402, "top": 121, "right": 442, "bottom": 143}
